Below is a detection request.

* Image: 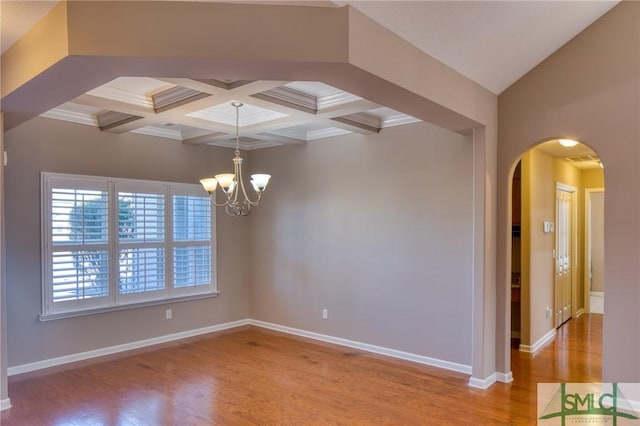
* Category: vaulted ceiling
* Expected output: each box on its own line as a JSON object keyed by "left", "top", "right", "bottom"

{"left": 1, "top": 1, "right": 619, "bottom": 95}
{"left": 0, "top": 0, "right": 619, "bottom": 162}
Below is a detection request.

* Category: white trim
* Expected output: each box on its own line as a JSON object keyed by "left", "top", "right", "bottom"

{"left": 469, "top": 373, "right": 497, "bottom": 389}
{"left": 496, "top": 371, "right": 513, "bottom": 383}
{"left": 584, "top": 188, "right": 605, "bottom": 315}
{"left": 40, "top": 108, "right": 98, "bottom": 127}
{"left": 249, "top": 319, "right": 472, "bottom": 375}
{"left": 8, "top": 319, "right": 248, "bottom": 376}
{"left": 590, "top": 291, "right": 604, "bottom": 314}
{"left": 208, "top": 140, "right": 282, "bottom": 150}
{"left": 575, "top": 308, "right": 585, "bottom": 318}
{"left": 519, "top": 328, "right": 556, "bottom": 354}
{"left": 38, "top": 292, "right": 219, "bottom": 322}
{"left": 8, "top": 319, "right": 476, "bottom": 382}
{"left": 40, "top": 172, "right": 216, "bottom": 317}
{"left": 306, "top": 127, "right": 352, "bottom": 141}
{"left": 0, "top": 398, "right": 11, "bottom": 411}
{"left": 316, "top": 89, "right": 362, "bottom": 109}
{"left": 556, "top": 182, "right": 577, "bottom": 193}
{"left": 382, "top": 113, "right": 421, "bottom": 128}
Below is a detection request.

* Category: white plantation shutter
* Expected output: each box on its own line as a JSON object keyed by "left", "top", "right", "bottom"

{"left": 42, "top": 173, "right": 216, "bottom": 317}
{"left": 44, "top": 178, "right": 111, "bottom": 313}
{"left": 117, "top": 188, "right": 166, "bottom": 302}
{"left": 173, "top": 194, "right": 212, "bottom": 290}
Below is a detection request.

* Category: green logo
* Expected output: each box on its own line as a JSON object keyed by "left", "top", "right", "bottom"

{"left": 538, "top": 383, "right": 639, "bottom": 425}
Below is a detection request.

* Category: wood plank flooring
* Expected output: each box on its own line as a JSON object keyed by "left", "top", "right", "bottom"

{"left": 1, "top": 314, "right": 602, "bottom": 425}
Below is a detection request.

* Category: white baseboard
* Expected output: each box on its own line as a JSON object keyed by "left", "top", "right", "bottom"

{"left": 0, "top": 398, "right": 11, "bottom": 411}
{"left": 469, "top": 373, "right": 497, "bottom": 389}
{"left": 8, "top": 319, "right": 249, "bottom": 376}
{"left": 496, "top": 371, "right": 513, "bottom": 383}
{"left": 575, "top": 308, "right": 584, "bottom": 318}
{"left": 519, "top": 328, "right": 556, "bottom": 354}
{"left": 249, "top": 319, "right": 472, "bottom": 375}
{"left": 7, "top": 318, "right": 475, "bottom": 386}
{"left": 590, "top": 292, "right": 604, "bottom": 314}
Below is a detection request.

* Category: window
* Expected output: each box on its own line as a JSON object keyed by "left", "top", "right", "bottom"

{"left": 42, "top": 173, "right": 216, "bottom": 317}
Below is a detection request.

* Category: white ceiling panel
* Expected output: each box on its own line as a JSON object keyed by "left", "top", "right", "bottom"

{"left": 87, "top": 77, "right": 175, "bottom": 109}
{"left": 186, "top": 101, "right": 289, "bottom": 127}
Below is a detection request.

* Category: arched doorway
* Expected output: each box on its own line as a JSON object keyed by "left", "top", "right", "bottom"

{"left": 507, "top": 138, "right": 604, "bottom": 376}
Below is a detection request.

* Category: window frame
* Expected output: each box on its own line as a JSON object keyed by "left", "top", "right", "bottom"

{"left": 40, "top": 172, "right": 217, "bottom": 320}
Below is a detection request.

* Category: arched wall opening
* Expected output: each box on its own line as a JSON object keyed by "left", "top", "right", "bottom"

{"left": 497, "top": 2, "right": 640, "bottom": 383}
{"left": 504, "top": 137, "right": 605, "bottom": 379}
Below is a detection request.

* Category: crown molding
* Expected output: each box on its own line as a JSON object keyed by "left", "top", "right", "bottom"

{"left": 306, "top": 127, "right": 351, "bottom": 141}
{"left": 96, "top": 111, "right": 143, "bottom": 131}
{"left": 382, "top": 113, "right": 421, "bottom": 128}
{"left": 40, "top": 108, "right": 98, "bottom": 127}
{"left": 132, "top": 126, "right": 183, "bottom": 140}
{"left": 208, "top": 139, "right": 282, "bottom": 150}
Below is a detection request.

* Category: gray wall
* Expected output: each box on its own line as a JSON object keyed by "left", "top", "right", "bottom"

{"left": 249, "top": 122, "right": 474, "bottom": 365}
{"left": 4, "top": 117, "right": 250, "bottom": 367}
{"left": 4, "top": 116, "right": 475, "bottom": 370}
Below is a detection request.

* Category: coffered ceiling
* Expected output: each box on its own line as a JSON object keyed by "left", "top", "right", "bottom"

{"left": 40, "top": 77, "right": 420, "bottom": 150}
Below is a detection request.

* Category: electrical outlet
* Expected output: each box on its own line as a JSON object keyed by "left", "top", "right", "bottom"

{"left": 322, "top": 308, "right": 328, "bottom": 320}
{"left": 546, "top": 307, "right": 551, "bottom": 319}
{"left": 165, "top": 308, "right": 172, "bottom": 320}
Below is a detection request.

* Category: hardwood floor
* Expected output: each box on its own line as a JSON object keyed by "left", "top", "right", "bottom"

{"left": 1, "top": 314, "right": 602, "bottom": 425}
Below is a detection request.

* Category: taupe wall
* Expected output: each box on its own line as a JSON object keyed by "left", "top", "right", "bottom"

{"left": 5, "top": 117, "right": 475, "bottom": 369}
{"left": 4, "top": 117, "right": 250, "bottom": 367}
{"left": 249, "top": 122, "right": 474, "bottom": 365}
{"left": 498, "top": 2, "right": 640, "bottom": 380}
{"left": 1, "top": 0, "right": 498, "bottom": 383}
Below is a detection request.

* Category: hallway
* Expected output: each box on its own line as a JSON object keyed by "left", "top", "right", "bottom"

{"left": 512, "top": 313, "right": 602, "bottom": 384}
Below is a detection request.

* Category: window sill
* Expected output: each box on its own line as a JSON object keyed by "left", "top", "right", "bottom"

{"left": 39, "top": 291, "right": 220, "bottom": 322}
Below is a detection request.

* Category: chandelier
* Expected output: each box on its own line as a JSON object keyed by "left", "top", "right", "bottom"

{"left": 200, "top": 102, "right": 271, "bottom": 216}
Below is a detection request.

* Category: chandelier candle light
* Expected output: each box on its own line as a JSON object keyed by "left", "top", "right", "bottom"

{"left": 200, "top": 102, "right": 271, "bottom": 216}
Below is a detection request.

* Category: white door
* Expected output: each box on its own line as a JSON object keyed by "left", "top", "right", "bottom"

{"left": 555, "top": 187, "right": 573, "bottom": 327}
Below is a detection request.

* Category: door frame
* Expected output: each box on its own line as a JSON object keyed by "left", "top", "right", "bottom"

{"left": 584, "top": 188, "right": 605, "bottom": 314}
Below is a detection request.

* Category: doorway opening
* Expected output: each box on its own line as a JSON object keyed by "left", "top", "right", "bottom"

{"left": 508, "top": 139, "right": 604, "bottom": 365}
{"left": 585, "top": 189, "right": 605, "bottom": 314}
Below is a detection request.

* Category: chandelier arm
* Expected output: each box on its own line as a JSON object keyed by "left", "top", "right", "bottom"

{"left": 204, "top": 187, "right": 230, "bottom": 207}
{"left": 240, "top": 200, "right": 252, "bottom": 216}
{"left": 203, "top": 101, "right": 268, "bottom": 217}
{"left": 238, "top": 173, "right": 261, "bottom": 206}
{"left": 211, "top": 196, "right": 230, "bottom": 208}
